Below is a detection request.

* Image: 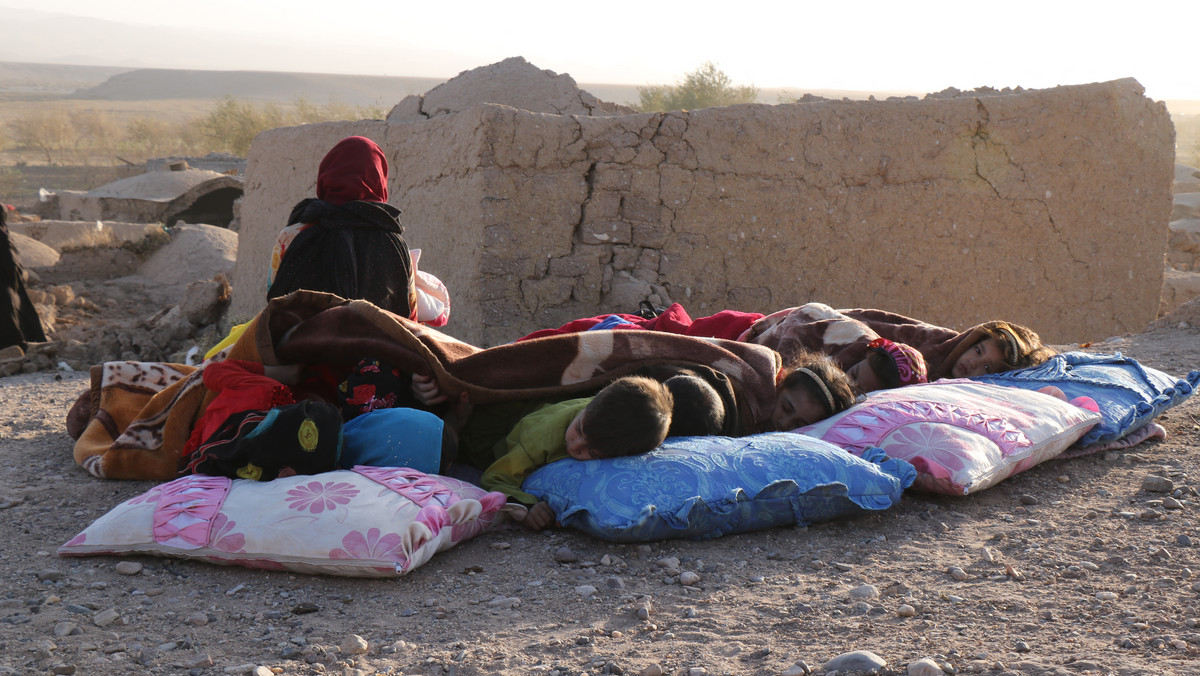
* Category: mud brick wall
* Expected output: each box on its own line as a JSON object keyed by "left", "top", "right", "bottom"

{"left": 230, "top": 78, "right": 1174, "bottom": 346}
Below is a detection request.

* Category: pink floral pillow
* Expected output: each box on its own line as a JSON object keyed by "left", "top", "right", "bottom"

{"left": 799, "top": 381, "right": 1101, "bottom": 495}
{"left": 59, "top": 467, "right": 515, "bottom": 577}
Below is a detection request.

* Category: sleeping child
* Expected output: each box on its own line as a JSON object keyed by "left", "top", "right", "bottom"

{"left": 845, "top": 337, "right": 929, "bottom": 395}
{"left": 480, "top": 375, "right": 674, "bottom": 530}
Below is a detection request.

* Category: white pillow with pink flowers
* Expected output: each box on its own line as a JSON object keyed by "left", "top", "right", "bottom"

{"left": 799, "top": 380, "right": 1101, "bottom": 495}
{"left": 59, "top": 467, "right": 515, "bottom": 577}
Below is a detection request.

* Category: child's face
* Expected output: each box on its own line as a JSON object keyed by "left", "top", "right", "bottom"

{"left": 564, "top": 411, "right": 601, "bottom": 460}
{"left": 846, "top": 359, "right": 885, "bottom": 393}
{"left": 951, "top": 338, "right": 1004, "bottom": 378}
{"left": 770, "top": 386, "right": 826, "bottom": 432}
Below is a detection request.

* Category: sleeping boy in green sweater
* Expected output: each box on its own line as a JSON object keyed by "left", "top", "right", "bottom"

{"left": 481, "top": 375, "right": 673, "bottom": 530}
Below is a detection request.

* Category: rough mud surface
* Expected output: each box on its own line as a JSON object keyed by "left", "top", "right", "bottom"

{"left": 1, "top": 326, "right": 1199, "bottom": 675}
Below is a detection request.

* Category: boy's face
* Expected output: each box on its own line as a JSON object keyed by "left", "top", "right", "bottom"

{"left": 565, "top": 411, "right": 601, "bottom": 460}
{"left": 846, "top": 358, "right": 885, "bottom": 393}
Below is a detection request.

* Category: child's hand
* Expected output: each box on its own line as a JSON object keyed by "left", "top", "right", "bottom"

{"left": 523, "top": 501, "right": 556, "bottom": 530}
{"left": 411, "top": 373, "right": 448, "bottom": 406}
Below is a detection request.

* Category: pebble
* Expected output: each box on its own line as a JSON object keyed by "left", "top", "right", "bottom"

{"left": 832, "top": 562, "right": 854, "bottom": 571}
{"left": 252, "top": 668, "right": 274, "bottom": 676}
{"left": 36, "top": 569, "right": 65, "bottom": 582}
{"left": 907, "top": 657, "right": 944, "bottom": 676}
{"left": 1080, "top": 561, "right": 1100, "bottom": 571}
{"left": 114, "top": 561, "right": 142, "bottom": 576}
{"left": 1179, "top": 534, "right": 1194, "bottom": 547}
{"left": 49, "top": 666, "right": 76, "bottom": 675}
{"left": 53, "top": 621, "right": 80, "bottom": 637}
{"left": 183, "top": 654, "right": 214, "bottom": 668}
{"left": 186, "top": 611, "right": 210, "bottom": 626}
{"left": 981, "top": 547, "right": 997, "bottom": 563}
{"left": 1143, "top": 475, "right": 1175, "bottom": 493}
{"left": 92, "top": 609, "right": 120, "bottom": 627}
{"left": 781, "top": 663, "right": 811, "bottom": 676}
{"left": 656, "top": 556, "right": 681, "bottom": 573}
{"left": 341, "top": 634, "right": 368, "bottom": 655}
{"left": 1056, "top": 474, "right": 1070, "bottom": 483}
{"left": 222, "top": 665, "right": 257, "bottom": 674}
{"left": 636, "top": 596, "right": 653, "bottom": 620}
{"left": 554, "top": 547, "right": 578, "bottom": 563}
{"left": 849, "top": 584, "right": 879, "bottom": 599}
{"left": 638, "top": 666, "right": 663, "bottom": 676}
{"left": 487, "top": 596, "right": 520, "bottom": 608}
{"left": 824, "top": 650, "right": 886, "bottom": 673}
{"left": 1018, "top": 494, "right": 1039, "bottom": 505}
{"left": 948, "top": 566, "right": 968, "bottom": 581}
{"left": 1015, "top": 641, "right": 1031, "bottom": 653}
{"left": 1096, "top": 591, "right": 1119, "bottom": 601}
{"left": 1164, "top": 497, "right": 1184, "bottom": 510}
{"left": 575, "top": 585, "right": 597, "bottom": 597}
{"left": 897, "top": 604, "right": 917, "bottom": 617}
{"left": 679, "top": 571, "right": 701, "bottom": 586}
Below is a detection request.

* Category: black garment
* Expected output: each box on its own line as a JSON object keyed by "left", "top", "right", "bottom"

{"left": 179, "top": 400, "right": 344, "bottom": 480}
{"left": 266, "top": 199, "right": 416, "bottom": 320}
{"left": 1, "top": 209, "right": 46, "bottom": 350}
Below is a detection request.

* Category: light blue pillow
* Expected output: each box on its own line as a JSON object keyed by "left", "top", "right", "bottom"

{"left": 522, "top": 433, "right": 915, "bottom": 542}
{"left": 973, "top": 352, "right": 1199, "bottom": 447}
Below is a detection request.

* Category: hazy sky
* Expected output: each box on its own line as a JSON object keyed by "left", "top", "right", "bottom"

{"left": 3, "top": 0, "right": 1199, "bottom": 100}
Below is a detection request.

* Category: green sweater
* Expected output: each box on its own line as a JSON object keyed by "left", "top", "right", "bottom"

{"left": 480, "top": 397, "right": 592, "bottom": 505}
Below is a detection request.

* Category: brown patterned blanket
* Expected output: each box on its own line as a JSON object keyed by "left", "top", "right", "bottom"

{"left": 744, "top": 303, "right": 988, "bottom": 380}
{"left": 70, "top": 292, "right": 781, "bottom": 481}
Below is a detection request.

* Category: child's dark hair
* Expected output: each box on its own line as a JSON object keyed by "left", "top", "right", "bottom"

{"left": 974, "top": 321, "right": 1056, "bottom": 372}
{"left": 778, "top": 351, "right": 855, "bottom": 419}
{"left": 580, "top": 376, "right": 673, "bottom": 458}
{"left": 663, "top": 375, "right": 725, "bottom": 437}
{"left": 865, "top": 348, "right": 901, "bottom": 390}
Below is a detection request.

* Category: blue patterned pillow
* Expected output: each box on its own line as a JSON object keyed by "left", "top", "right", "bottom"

{"left": 522, "top": 433, "right": 915, "bottom": 542}
{"left": 973, "top": 352, "right": 1199, "bottom": 447}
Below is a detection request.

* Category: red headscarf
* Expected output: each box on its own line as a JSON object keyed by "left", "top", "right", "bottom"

{"left": 316, "top": 136, "right": 389, "bottom": 205}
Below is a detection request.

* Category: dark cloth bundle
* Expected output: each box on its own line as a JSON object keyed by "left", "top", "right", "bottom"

{"left": 266, "top": 198, "right": 416, "bottom": 321}
{"left": 1, "top": 206, "right": 46, "bottom": 350}
{"left": 179, "top": 399, "right": 343, "bottom": 481}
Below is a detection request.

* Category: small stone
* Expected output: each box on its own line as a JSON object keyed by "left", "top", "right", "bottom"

{"left": 36, "top": 569, "right": 65, "bottom": 582}
{"left": 184, "top": 654, "right": 214, "bottom": 669}
{"left": 948, "top": 566, "right": 968, "bottom": 581}
{"left": 341, "top": 634, "right": 368, "bottom": 655}
{"left": 907, "top": 657, "right": 944, "bottom": 676}
{"left": 252, "top": 668, "right": 274, "bottom": 676}
{"left": 186, "top": 611, "right": 210, "bottom": 626}
{"left": 679, "top": 571, "right": 701, "bottom": 586}
{"left": 849, "top": 584, "right": 879, "bottom": 599}
{"left": 781, "top": 663, "right": 811, "bottom": 676}
{"left": 1181, "top": 534, "right": 1194, "bottom": 547}
{"left": 575, "top": 585, "right": 597, "bottom": 597}
{"left": 897, "top": 604, "right": 917, "bottom": 617}
{"left": 1143, "top": 475, "right": 1175, "bottom": 493}
{"left": 606, "top": 576, "right": 625, "bottom": 589}
{"left": 53, "top": 621, "right": 80, "bottom": 637}
{"left": 1096, "top": 591, "right": 1119, "bottom": 601}
{"left": 832, "top": 561, "right": 854, "bottom": 571}
{"left": 223, "top": 664, "right": 257, "bottom": 674}
{"left": 1056, "top": 474, "right": 1070, "bottom": 483}
{"left": 92, "top": 609, "right": 120, "bottom": 627}
{"left": 114, "top": 561, "right": 143, "bottom": 576}
{"left": 1164, "top": 497, "right": 1184, "bottom": 510}
{"left": 291, "top": 602, "right": 320, "bottom": 614}
{"left": 1018, "top": 494, "right": 1039, "bottom": 505}
{"left": 1015, "top": 641, "right": 1031, "bottom": 652}
{"left": 638, "top": 665, "right": 663, "bottom": 676}
{"left": 1005, "top": 564, "right": 1025, "bottom": 581}
{"left": 824, "top": 650, "right": 886, "bottom": 673}
{"left": 554, "top": 547, "right": 578, "bottom": 563}
{"left": 49, "top": 666, "right": 76, "bottom": 675}
{"left": 1140, "top": 509, "right": 1163, "bottom": 520}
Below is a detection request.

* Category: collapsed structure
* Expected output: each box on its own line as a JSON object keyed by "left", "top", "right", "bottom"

{"left": 38, "top": 167, "right": 243, "bottom": 228}
{"left": 230, "top": 57, "right": 1175, "bottom": 346}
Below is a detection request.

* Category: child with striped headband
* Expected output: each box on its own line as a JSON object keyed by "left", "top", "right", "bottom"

{"left": 768, "top": 351, "right": 856, "bottom": 432}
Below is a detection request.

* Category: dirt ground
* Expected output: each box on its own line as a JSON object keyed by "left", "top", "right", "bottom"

{"left": 1, "top": 323, "right": 1199, "bottom": 676}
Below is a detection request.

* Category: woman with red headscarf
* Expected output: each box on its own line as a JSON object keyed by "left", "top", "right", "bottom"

{"left": 266, "top": 136, "right": 419, "bottom": 320}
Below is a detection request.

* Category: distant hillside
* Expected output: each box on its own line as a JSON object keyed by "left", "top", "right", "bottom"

{"left": 0, "top": 61, "right": 132, "bottom": 99}
{"left": 71, "top": 68, "right": 446, "bottom": 107}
